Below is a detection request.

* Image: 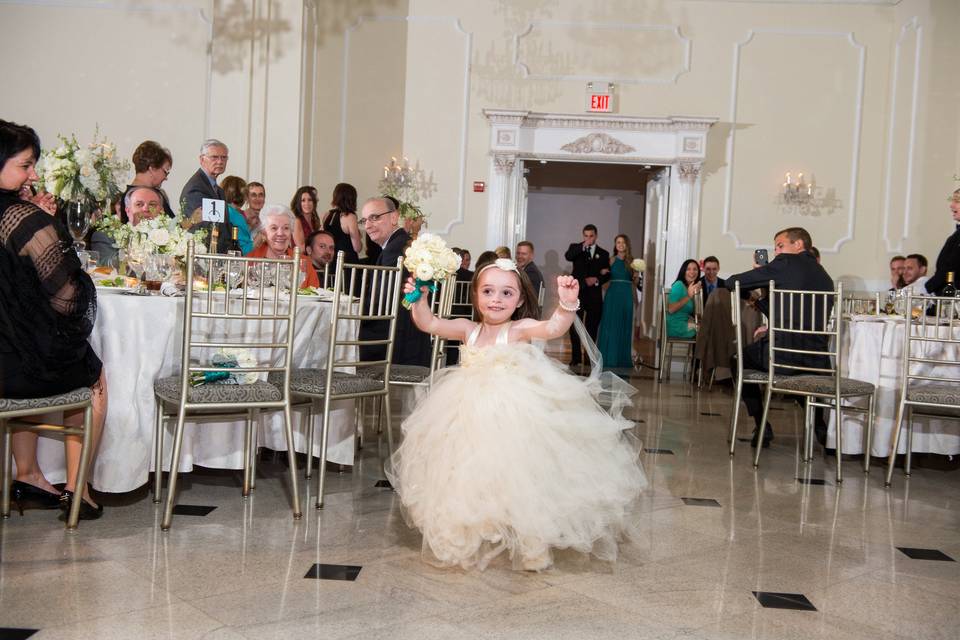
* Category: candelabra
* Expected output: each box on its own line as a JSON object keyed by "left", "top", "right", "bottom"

{"left": 781, "top": 172, "right": 812, "bottom": 204}
{"left": 378, "top": 157, "right": 437, "bottom": 220}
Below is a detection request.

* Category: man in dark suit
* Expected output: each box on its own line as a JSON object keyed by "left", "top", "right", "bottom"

{"left": 564, "top": 224, "right": 610, "bottom": 366}
{"left": 700, "top": 256, "right": 726, "bottom": 304}
{"left": 515, "top": 240, "right": 544, "bottom": 305}
{"left": 725, "top": 227, "right": 834, "bottom": 448}
{"left": 924, "top": 189, "right": 960, "bottom": 295}
{"left": 178, "top": 139, "right": 233, "bottom": 253}
{"left": 357, "top": 197, "right": 431, "bottom": 366}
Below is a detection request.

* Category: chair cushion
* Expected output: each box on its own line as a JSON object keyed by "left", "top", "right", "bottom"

{"left": 358, "top": 364, "right": 431, "bottom": 384}
{"left": 907, "top": 385, "right": 960, "bottom": 406}
{"left": 0, "top": 388, "right": 92, "bottom": 413}
{"left": 776, "top": 375, "right": 874, "bottom": 396}
{"left": 154, "top": 376, "right": 282, "bottom": 404}
{"left": 270, "top": 369, "right": 383, "bottom": 396}
{"left": 742, "top": 369, "right": 784, "bottom": 384}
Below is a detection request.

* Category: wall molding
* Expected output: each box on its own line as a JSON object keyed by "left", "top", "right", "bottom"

{"left": 881, "top": 16, "right": 923, "bottom": 254}
{"left": 722, "top": 28, "right": 866, "bottom": 253}
{"left": 340, "top": 15, "right": 472, "bottom": 236}
{"left": 513, "top": 21, "right": 691, "bottom": 85}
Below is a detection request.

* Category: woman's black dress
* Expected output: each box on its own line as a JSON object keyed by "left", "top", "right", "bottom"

{"left": 0, "top": 188, "right": 102, "bottom": 398}
{"left": 323, "top": 209, "right": 360, "bottom": 265}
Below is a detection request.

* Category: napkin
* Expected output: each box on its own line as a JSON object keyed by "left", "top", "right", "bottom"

{"left": 160, "top": 282, "right": 182, "bottom": 297}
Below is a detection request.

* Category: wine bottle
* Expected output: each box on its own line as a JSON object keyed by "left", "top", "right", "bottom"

{"left": 228, "top": 225, "right": 241, "bottom": 256}
{"left": 942, "top": 272, "right": 956, "bottom": 298}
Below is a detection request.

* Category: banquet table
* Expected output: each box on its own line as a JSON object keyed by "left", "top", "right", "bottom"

{"left": 828, "top": 314, "right": 960, "bottom": 457}
{"left": 32, "top": 289, "right": 359, "bottom": 493}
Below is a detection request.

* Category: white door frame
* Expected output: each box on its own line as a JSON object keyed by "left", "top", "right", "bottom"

{"left": 482, "top": 109, "right": 716, "bottom": 283}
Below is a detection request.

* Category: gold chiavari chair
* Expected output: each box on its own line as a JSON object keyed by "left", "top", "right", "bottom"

{"left": 885, "top": 293, "right": 960, "bottom": 486}
{"left": 153, "top": 241, "right": 303, "bottom": 530}
{"left": 752, "top": 282, "right": 876, "bottom": 483}
{"left": 0, "top": 390, "right": 95, "bottom": 529}
{"left": 659, "top": 287, "right": 701, "bottom": 382}
{"left": 272, "top": 252, "right": 404, "bottom": 508}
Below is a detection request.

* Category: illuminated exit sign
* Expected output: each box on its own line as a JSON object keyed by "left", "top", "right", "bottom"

{"left": 585, "top": 82, "right": 617, "bottom": 113}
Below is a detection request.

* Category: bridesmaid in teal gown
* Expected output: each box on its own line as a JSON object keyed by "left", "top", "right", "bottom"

{"left": 598, "top": 234, "right": 638, "bottom": 368}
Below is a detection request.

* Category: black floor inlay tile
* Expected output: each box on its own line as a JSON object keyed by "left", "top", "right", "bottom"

{"left": 768, "top": 407, "right": 785, "bottom": 411}
{"left": 700, "top": 412, "right": 722, "bottom": 417}
{"left": 736, "top": 437, "right": 751, "bottom": 442}
{"left": 796, "top": 478, "right": 829, "bottom": 485}
{"left": 374, "top": 480, "right": 392, "bottom": 488}
{"left": 644, "top": 448, "right": 674, "bottom": 455}
{"left": 682, "top": 497, "right": 721, "bottom": 507}
{"left": 304, "top": 563, "right": 362, "bottom": 581}
{"left": 897, "top": 547, "right": 956, "bottom": 561}
{"left": 753, "top": 591, "right": 817, "bottom": 611}
{"left": 674, "top": 394, "right": 693, "bottom": 398}
{"left": 0, "top": 629, "right": 40, "bottom": 640}
{"left": 171, "top": 504, "right": 217, "bottom": 516}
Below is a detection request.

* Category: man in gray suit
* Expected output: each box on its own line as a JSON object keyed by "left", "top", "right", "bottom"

{"left": 179, "top": 139, "right": 233, "bottom": 252}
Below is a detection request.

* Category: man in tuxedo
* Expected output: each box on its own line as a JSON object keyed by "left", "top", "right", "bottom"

{"left": 515, "top": 241, "right": 544, "bottom": 301}
{"left": 179, "top": 139, "right": 233, "bottom": 253}
{"left": 924, "top": 189, "right": 960, "bottom": 295}
{"left": 725, "top": 226, "right": 833, "bottom": 448}
{"left": 700, "top": 256, "right": 726, "bottom": 303}
{"left": 564, "top": 224, "right": 610, "bottom": 366}
{"left": 357, "top": 197, "right": 431, "bottom": 366}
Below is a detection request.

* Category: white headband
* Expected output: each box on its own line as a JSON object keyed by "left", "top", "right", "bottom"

{"left": 478, "top": 258, "right": 519, "bottom": 275}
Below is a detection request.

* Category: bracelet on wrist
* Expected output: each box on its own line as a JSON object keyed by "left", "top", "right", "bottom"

{"left": 558, "top": 299, "right": 580, "bottom": 312}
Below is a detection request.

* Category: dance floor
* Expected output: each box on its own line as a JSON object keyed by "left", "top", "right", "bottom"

{"left": 2, "top": 374, "right": 958, "bottom": 639}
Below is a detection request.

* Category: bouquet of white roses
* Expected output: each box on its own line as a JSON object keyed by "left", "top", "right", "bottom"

{"left": 630, "top": 258, "right": 646, "bottom": 272}
{"left": 402, "top": 232, "right": 460, "bottom": 308}
{"left": 125, "top": 214, "right": 207, "bottom": 260}
{"left": 35, "top": 130, "right": 130, "bottom": 204}
{"left": 190, "top": 348, "right": 259, "bottom": 386}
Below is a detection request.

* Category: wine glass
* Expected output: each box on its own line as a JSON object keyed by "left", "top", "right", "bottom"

{"left": 65, "top": 202, "right": 90, "bottom": 253}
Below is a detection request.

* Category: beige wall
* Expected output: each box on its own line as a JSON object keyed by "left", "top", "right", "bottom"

{"left": 2, "top": 0, "right": 958, "bottom": 287}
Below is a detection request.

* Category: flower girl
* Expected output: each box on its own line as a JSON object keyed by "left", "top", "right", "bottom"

{"left": 387, "top": 258, "right": 646, "bottom": 571}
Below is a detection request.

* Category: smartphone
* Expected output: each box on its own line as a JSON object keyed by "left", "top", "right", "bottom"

{"left": 754, "top": 249, "right": 769, "bottom": 266}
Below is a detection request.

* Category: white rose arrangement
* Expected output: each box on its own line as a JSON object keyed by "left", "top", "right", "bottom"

{"left": 402, "top": 232, "right": 460, "bottom": 309}
{"left": 631, "top": 258, "right": 646, "bottom": 272}
{"left": 95, "top": 210, "right": 207, "bottom": 261}
{"left": 35, "top": 131, "right": 130, "bottom": 204}
{"left": 190, "top": 348, "right": 259, "bottom": 386}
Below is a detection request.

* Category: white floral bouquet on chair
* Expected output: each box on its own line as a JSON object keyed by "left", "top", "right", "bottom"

{"left": 401, "top": 232, "right": 460, "bottom": 309}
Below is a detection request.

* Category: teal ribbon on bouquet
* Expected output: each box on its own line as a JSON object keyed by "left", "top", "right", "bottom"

{"left": 189, "top": 353, "right": 239, "bottom": 386}
{"left": 402, "top": 278, "right": 437, "bottom": 309}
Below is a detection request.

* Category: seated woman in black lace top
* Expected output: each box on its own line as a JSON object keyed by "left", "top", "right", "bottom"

{"left": 0, "top": 119, "right": 107, "bottom": 519}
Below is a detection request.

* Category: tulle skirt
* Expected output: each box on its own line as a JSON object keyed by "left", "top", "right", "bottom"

{"left": 386, "top": 342, "right": 646, "bottom": 571}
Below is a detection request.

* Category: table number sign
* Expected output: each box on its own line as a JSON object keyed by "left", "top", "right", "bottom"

{"left": 202, "top": 198, "right": 226, "bottom": 223}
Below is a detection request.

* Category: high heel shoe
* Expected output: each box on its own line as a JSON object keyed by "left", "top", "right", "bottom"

{"left": 10, "top": 480, "right": 62, "bottom": 515}
{"left": 58, "top": 489, "right": 104, "bottom": 521}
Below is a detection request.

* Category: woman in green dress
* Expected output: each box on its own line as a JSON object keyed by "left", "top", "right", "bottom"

{"left": 666, "top": 259, "right": 701, "bottom": 338}
{"left": 598, "top": 234, "right": 638, "bottom": 368}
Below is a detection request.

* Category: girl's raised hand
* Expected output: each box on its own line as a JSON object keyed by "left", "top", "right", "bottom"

{"left": 557, "top": 274, "right": 579, "bottom": 305}
{"left": 402, "top": 276, "right": 431, "bottom": 297}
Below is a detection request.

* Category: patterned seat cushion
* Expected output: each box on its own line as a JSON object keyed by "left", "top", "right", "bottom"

{"left": 907, "top": 385, "right": 960, "bottom": 406}
{"left": 358, "top": 364, "right": 431, "bottom": 384}
{"left": 742, "top": 369, "right": 785, "bottom": 384}
{"left": 154, "top": 376, "right": 282, "bottom": 404}
{"left": 0, "top": 388, "right": 92, "bottom": 413}
{"left": 776, "top": 375, "right": 874, "bottom": 396}
{"left": 269, "top": 369, "right": 383, "bottom": 396}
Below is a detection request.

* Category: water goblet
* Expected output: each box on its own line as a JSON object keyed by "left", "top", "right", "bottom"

{"left": 65, "top": 201, "right": 91, "bottom": 253}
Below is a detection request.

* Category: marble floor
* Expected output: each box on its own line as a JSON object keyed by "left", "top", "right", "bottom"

{"left": 2, "top": 373, "right": 959, "bottom": 639}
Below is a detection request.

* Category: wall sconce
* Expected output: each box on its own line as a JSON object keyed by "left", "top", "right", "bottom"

{"left": 781, "top": 172, "right": 813, "bottom": 204}
{"left": 777, "top": 171, "right": 841, "bottom": 217}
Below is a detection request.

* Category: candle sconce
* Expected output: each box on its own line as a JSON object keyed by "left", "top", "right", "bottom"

{"left": 778, "top": 171, "right": 840, "bottom": 217}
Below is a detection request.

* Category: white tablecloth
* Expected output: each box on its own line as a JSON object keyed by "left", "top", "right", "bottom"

{"left": 33, "top": 291, "right": 358, "bottom": 493}
{"left": 830, "top": 315, "right": 960, "bottom": 457}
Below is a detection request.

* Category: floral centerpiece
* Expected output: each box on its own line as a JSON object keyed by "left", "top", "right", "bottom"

{"left": 94, "top": 210, "right": 206, "bottom": 261}
{"left": 402, "top": 232, "right": 460, "bottom": 309}
{"left": 35, "top": 130, "right": 130, "bottom": 206}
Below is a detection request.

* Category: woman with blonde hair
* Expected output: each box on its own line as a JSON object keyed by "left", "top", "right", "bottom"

{"left": 597, "top": 234, "right": 638, "bottom": 368}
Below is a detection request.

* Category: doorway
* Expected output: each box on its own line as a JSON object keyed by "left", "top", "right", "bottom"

{"left": 521, "top": 160, "right": 669, "bottom": 364}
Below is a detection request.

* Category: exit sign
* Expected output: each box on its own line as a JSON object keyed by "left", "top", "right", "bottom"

{"left": 585, "top": 82, "right": 617, "bottom": 113}
{"left": 588, "top": 94, "right": 612, "bottom": 112}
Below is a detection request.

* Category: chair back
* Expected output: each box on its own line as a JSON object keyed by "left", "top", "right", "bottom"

{"left": 731, "top": 281, "right": 746, "bottom": 382}
{"left": 179, "top": 240, "right": 300, "bottom": 409}
{"left": 450, "top": 279, "right": 474, "bottom": 320}
{"left": 326, "top": 251, "right": 404, "bottom": 385}
{"left": 429, "top": 274, "right": 457, "bottom": 374}
{"left": 537, "top": 282, "right": 546, "bottom": 308}
{"left": 766, "top": 281, "right": 841, "bottom": 383}
{"left": 900, "top": 293, "right": 960, "bottom": 392}
{"left": 841, "top": 291, "right": 881, "bottom": 316}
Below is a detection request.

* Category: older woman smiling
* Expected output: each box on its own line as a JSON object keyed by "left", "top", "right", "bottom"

{"left": 243, "top": 204, "right": 320, "bottom": 288}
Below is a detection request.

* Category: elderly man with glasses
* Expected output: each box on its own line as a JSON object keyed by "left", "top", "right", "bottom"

{"left": 179, "top": 138, "right": 235, "bottom": 253}
{"left": 356, "top": 196, "right": 431, "bottom": 366}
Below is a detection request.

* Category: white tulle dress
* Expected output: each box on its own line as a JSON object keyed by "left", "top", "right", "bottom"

{"left": 387, "top": 322, "right": 647, "bottom": 571}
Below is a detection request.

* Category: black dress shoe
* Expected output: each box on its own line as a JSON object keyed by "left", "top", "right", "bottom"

{"left": 58, "top": 489, "right": 103, "bottom": 521}
{"left": 10, "top": 480, "right": 62, "bottom": 515}
{"left": 750, "top": 424, "right": 774, "bottom": 448}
